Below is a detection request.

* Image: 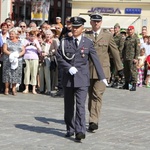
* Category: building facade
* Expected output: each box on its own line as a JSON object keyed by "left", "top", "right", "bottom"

{"left": 0, "top": 0, "right": 71, "bottom": 26}
{"left": 68, "top": 0, "right": 150, "bottom": 34}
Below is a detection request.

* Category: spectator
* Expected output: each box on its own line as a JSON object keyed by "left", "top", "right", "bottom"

{"left": 145, "top": 55, "right": 150, "bottom": 88}
{"left": 55, "top": 17, "right": 63, "bottom": 29}
{"left": 29, "top": 22, "right": 37, "bottom": 28}
{"left": 19, "top": 22, "right": 27, "bottom": 39}
{"left": 136, "top": 48, "right": 146, "bottom": 87}
{"left": 23, "top": 30, "right": 41, "bottom": 94}
{"left": 0, "top": 22, "right": 9, "bottom": 43}
{"left": 59, "top": 16, "right": 72, "bottom": 39}
{"left": 39, "top": 30, "right": 57, "bottom": 95}
{"left": 2, "top": 28, "right": 25, "bottom": 95}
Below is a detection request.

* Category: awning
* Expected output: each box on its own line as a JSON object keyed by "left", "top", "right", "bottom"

{"left": 79, "top": 14, "right": 140, "bottom": 29}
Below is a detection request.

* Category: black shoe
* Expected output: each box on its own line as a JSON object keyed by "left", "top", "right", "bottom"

{"left": 51, "top": 90, "right": 64, "bottom": 98}
{"left": 88, "top": 122, "right": 98, "bottom": 132}
{"left": 119, "top": 82, "right": 129, "bottom": 90}
{"left": 65, "top": 132, "right": 74, "bottom": 137}
{"left": 111, "top": 82, "right": 118, "bottom": 88}
{"left": 45, "top": 91, "right": 52, "bottom": 96}
{"left": 130, "top": 83, "right": 136, "bottom": 91}
{"left": 75, "top": 132, "right": 85, "bottom": 141}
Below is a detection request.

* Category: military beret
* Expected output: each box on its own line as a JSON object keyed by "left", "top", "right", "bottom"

{"left": 128, "top": 25, "right": 134, "bottom": 30}
{"left": 90, "top": 12, "right": 102, "bottom": 21}
{"left": 114, "top": 23, "right": 120, "bottom": 28}
{"left": 70, "top": 16, "right": 86, "bottom": 27}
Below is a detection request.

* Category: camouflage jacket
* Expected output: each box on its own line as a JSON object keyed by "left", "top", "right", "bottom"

{"left": 113, "top": 33, "right": 124, "bottom": 58}
{"left": 122, "top": 33, "right": 140, "bottom": 60}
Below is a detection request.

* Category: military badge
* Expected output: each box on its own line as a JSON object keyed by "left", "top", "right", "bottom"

{"left": 82, "top": 54, "right": 85, "bottom": 58}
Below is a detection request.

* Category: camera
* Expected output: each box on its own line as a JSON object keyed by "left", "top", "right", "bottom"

{"left": 30, "top": 43, "right": 34, "bottom": 46}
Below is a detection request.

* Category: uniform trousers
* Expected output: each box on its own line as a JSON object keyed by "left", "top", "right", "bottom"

{"left": 24, "top": 59, "right": 39, "bottom": 85}
{"left": 64, "top": 86, "right": 88, "bottom": 134}
{"left": 124, "top": 60, "right": 138, "bottom": 83}
{"left": 88, "top": 79, "right": 106, "bottom": 124}
{"left": 39, "top": 59, "right": 51, "bottom": 92}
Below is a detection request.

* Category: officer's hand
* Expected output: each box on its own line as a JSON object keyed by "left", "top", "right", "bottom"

{"left": 101, "top": 79, "right": 109, "bottom": 86}
{"left": 118, "top": 69, "right": 124, "bottom": 78}
{"left": 69, "top": 67, "right": 78, "bottom": 75}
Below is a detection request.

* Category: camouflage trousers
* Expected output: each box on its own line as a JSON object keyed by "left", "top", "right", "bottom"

{"left": 123, "top": 60, "right": 138, "bottom": 84}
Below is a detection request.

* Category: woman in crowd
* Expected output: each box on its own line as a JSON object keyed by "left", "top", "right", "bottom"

{"left": 0, "top": 22, "right": 9, "bottom": 43}
{"left": 23, "top": 30, "right": 41, "bottom": 94}
{"left": 2, "top": 28, "right": 25, "bottom": 95}
{"left": 38, "top": 30, "right": 58, "bottom": 94}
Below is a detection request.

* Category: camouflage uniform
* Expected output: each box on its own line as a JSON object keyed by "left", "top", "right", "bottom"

{"left": 110, "top": 32, "right": 124, "bottom": 87}
{"left": 122, "top": 33, "right": 140, "bottom": 84}
{"left": 114, "top": 33, "right": 124, "bottom": 58}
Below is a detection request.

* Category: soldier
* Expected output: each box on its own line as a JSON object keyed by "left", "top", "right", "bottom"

{"left": 55, "top": 16, "right": 107, "bottom": 142}
{"left": 122, "top": 25, "right": 140, "bottom": 91}
{"left": 111, "top": 23, "right": 124, "bottom": 88}
{"left": 84, "top": 12, "right": 123, "bottom": 132}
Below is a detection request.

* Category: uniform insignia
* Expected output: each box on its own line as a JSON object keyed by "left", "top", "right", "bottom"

{"left": 82, "top": 54, "right": 85, "bottom": 57}
{"left": 66, "top": 53, "right": 70, "bottom": 56}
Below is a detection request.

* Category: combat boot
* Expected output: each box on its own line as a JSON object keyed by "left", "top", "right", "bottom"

{"left": 130, "top": 83, "right": 136, "bottom": 91}
{"left": 120, "top": 82, "right": 129, "bottom": 89}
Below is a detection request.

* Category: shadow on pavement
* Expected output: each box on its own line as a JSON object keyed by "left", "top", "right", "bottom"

{"left": 34, "top": 117, "right": 65, "bottom": 125}
{"left": 15, "top": 124, "right": 75, "bottom": 141}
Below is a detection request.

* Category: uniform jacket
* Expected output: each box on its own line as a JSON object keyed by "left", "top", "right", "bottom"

{"left": 84, "top": 29, "right": 123, "bottom": 79}
{"left": 113, "top": 32, "right": 124, "bottom": 58}
{"left": 122, "top": 33, "right": 140, "bottom": 60}
{"left": 56, "top": 35, "right": 105, "bottom": 87}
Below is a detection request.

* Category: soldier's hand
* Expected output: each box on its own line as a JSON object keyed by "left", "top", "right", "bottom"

{"left": 118, "top": 69, "right": 124, "bottom": 78}
{"left": 69, "top": 67, "right": 78, "bottom": 75}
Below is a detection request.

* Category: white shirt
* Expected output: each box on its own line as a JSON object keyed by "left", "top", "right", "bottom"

{"left": 93, "top": 28, "right": 101, "bottom": 37}
{"left": 73, "top": 35, "right": 82, "bottom": 46}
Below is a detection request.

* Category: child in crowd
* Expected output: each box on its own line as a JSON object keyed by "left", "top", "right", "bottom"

{"left": 137, "top": 48, "right": 146, "bottom": 87}
{"left": 145, "top": 54, "right": 150, "bottom": 87}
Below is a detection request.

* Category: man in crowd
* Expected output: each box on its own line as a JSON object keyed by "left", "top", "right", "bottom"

{"left": 122, "top": 25, "right": 140, "bottom": 91}
{"left": 85, "top": 12, "right": 123, "bottom": 132}
{"left": 111, "top": 23, "right": 124, "bottom": 88}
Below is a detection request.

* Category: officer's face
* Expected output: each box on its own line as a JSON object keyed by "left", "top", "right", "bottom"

{"left": 90, "top": 20, "right": 102, "bottom": 31}
{"left": 71, "top": 25, "right": 84, "bottom": 37}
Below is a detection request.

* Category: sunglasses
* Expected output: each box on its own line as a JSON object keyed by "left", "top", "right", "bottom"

{"left": 20, "top": 26, "right": 26, "bottom": 28}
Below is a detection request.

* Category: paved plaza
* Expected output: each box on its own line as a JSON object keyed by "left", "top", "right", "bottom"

{"left": 0, "top": 87, "right": 150, "bottom": 150}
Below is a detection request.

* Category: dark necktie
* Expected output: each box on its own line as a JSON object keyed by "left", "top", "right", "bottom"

{"left": 95, "top": 32, "right": 98, "bottom": 40}
{"left": 75, "top": 38, "right": 78, "bottom": 48}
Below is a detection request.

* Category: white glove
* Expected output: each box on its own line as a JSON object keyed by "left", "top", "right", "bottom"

{"left": 69, "top": 67, "right": 78, "bottom": 75}
{"left": 101, "top": 79, "right": 109, "bottom": 86}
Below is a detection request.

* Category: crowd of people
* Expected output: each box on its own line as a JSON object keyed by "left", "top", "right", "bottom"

{"left": 0, "top": 16, "right": 71, "bottom": 96}
{"left": 0, "top": 12, "right": 150, "bottom": 142}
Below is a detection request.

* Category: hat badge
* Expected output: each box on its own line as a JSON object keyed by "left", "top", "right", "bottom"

{"left": 75, "top": 17, "right": 77, "bottom": 21}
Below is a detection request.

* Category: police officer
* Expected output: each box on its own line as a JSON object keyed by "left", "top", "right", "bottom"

{"left": 111, "top": 23, "right": 124, "bottom": 87}
{"left": 84, "top": 12, "right": 123, "bottom": 132}
{"left": 122, "top": 25, "right": 140, "bottom": 91}
{"left": 55, "top": 16, "right": 107, "bottom": 141}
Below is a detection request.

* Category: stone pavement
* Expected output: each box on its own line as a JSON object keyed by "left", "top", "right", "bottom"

{"left": 0, "top": 87, "right": 150, "bottom": 150}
